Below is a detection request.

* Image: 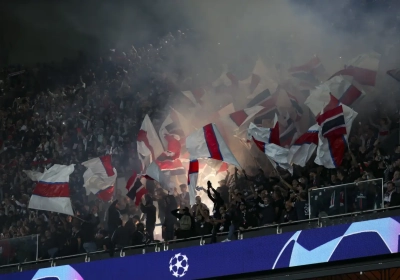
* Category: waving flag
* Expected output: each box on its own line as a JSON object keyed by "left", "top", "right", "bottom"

{"left": 28, "top": 164, "right": 75, "bottom": 216}
{"left": 242, "top": 59, "right": 279, "bottom": 97}
{"left": 248, "top": 122, "right": 292, "bottom": 173}
{"left": 246, "top": 89, "right": 278, "bottom": 125}
{"left": 279, "top": 121, "right": 298, "bottom": 148}
{"left": 387, "top": 69, "right": 400, "bottom": 83}
{"left": 330, "top": 52, "right": 380, "bottom": 87}
{"left": 286, "top": 91, "right": 303, "bottom": 121}
{"left": 288, "top": 124, "right": 319, "bottom": 167}
{"left": 314, "top": 95, "right": 358, "bottom": 168}
{"left": 305, "top": 76, "right": 365, "bottom": 116}
{"left": 82, "top": 155, "right": 117, "bottom": 195}
{"left": 187, "top": 160, "right": 199, "bottom": 205}
{"left": 181, "top": 88, "right": 207, "bottom": 107}
{"left": 288, "top": 56, "right": 327, "bottom": 84}
{"left": 186, "top": 123, "right": 241, "bottom": 168}
{"left": 126, "top": 172, "right": 147, "bottom": 206}
{"left": 159, "top": 107, "right": 191, "bottom": 149}
{"left": 137, "top": 114, "right": 164, "bottom": 172}
{"left": 247, "top": 114, "right": 280, "bottom": 147}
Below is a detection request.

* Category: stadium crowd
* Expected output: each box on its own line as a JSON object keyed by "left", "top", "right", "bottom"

{"left": 0, "top": 28, "right": 399, "bottom": 266}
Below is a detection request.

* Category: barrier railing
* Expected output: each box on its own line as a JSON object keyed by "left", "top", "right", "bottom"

{"left": 308, "top": 178, "right": 384, "bottom": 219}
{"left": 1, "top": 205, "right": 400, "bottom": 274}
{"left": 0, "top": 234, "right": 38, "bottom": 266}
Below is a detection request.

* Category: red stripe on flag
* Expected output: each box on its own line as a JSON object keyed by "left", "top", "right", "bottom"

{"left": 339, "top": 85, "right": 363, "bottom": 106}
{"left": 229, "top": 110, "right": 249, "bottom": 127}
{"left": 97, "top": 186, "right": 114, "bottom": 202}
{"left": 203, "top": 124, "right": 223, "bottom": 161}
{"left": 317, "top": 105, "right": 344, "bottom": 125}
{"left": 189, "top": 160, "right": 199, "bottom": 174}
{"left": 134, "top": 186, "right": 148, "bottom": 206}
{"left": 270, "top": 122, "right": 280, "bottom": 146}
{"left": 329, "top": 136, "right": 346, "bottom": 167}
{"left": 294, "top": 131, "right": 319, "bottom": 145}
{"left": 126, "top": 172, "right": 138, "bottom": 191}
{"left": 100, "top": 155, "right": 115, "bottom": 176}
{"left": 33, "top": 182, "right": 70, "bottom": 197}
{"left": 252, "top": 137, "right": 266, "bottom": 153}
{"left": 217, "top": 162, "right": 229, "bottom": 174}
{"left": 249, "top": 74, "right": 261, "bottom": 94}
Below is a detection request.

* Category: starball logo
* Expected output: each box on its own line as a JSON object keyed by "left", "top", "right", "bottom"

{"left": 31, "top": 265, "right": 84, "bottom": 280}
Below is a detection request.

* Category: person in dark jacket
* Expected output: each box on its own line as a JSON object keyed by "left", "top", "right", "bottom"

{"left": 140, "top": 194, "right": 156, "bottom": 241}
{"left": 171, "top": 207, "right": 195, "bottom": 239}
{"left": 111, "top": 214, "right": 130, "bottom": 249}
{"left": 107, "top": 200, "right": 122, "bottom": 235}
{"left": 259, "top": 196, "right": 275, "bottom": 225}
{"left": 162, "top": 194, "right": 178, "bottom": 241}
{"left": 207, "top": 181, "right": 225, "bottom": 218}
{"left": 81, "top": 206, "right": 100, "bottom": 253}
{"left": 132, "top": 223, "right": 150, "bottom": 246}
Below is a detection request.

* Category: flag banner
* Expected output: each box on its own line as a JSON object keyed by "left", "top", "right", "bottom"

{"left": 137, "top": 114, "right": 164, "bottom": 171}
{"left": 305, "top": 76, "right": 365, "bottom": 116}
{"left": 314, "top": 95, "right": 358, "bottom": 168}
{"left": 288, "top": 124, "right": 319, "bottom": 167}
{"left": 187, "top": 160, "right": 199, "bottom": 205}
{"left": 247, "top": 114, "right": 280, "bottom": 147}
{"left": 286, "top": 91, "right": 303, "bottom": 121}
{"left": 288, "top": 56, "right": 327, "bottom": 84}
{"left": 329, "top": 52, "right": 380, "bottom": 87}
{"left": 126, "top": 172, "right": 147, "bottom": 206}
{"left": 82, "top": 155, "right": 117, "bottom": 195}
{"left": 28, "top": 164, "right": 75, "bottom": 216}
{"left": 186, "top": 123, "right": 241, "bottom": 168}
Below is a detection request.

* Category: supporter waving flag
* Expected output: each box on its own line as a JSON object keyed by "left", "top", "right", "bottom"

{"left": 137, "top": 114, "right": 164, "bottom": 172}
{"left": 27, "top": 164, "right": 75, "bottom": 216}
{"left": 82, "top": 155, "right": 117, "bottom": 195}
{"left": 186, "top": 123, "right": 241, "bottom": 168}
{"left": 314, "top": 94, "right": 358, "bottom": 168}
{"left": 288, "top": 124, "right": 319, "bottom": 167}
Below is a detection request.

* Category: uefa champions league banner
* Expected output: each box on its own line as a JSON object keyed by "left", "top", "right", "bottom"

{"left": 6, "top": 216, "right": 400, "bottom": 280}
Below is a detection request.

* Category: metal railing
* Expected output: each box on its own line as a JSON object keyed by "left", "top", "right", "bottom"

{"left": 1, "top": 205, "right": 400, "bottom": 275}
{"left": 0, "top": 234, "right": 38, "bottom": 266}
{"left": 308, "top": 178, "right": 384, "bottom": 219}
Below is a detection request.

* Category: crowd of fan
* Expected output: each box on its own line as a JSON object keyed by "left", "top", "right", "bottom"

{"left": 0, "top": 29, "right": 399, "bottom": 265}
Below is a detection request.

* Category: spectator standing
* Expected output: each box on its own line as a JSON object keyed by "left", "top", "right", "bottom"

{"left": 140, "top": 194, "right": 156, "bottom": 241}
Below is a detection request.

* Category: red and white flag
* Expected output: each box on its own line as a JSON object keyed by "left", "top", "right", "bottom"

{"left": 288, "top": 56, "right": 327, "bottom": 84}
{"left": 187, "top": 160, "right": 199, "bottom": 205}
{"left": 137, "top": 114, "right": 164, "bottom": 172}
{"left": 314, "top": 95, "right": 358, "bottom": 168}
{"left": 288, "top": 124, "right": 319, "bottom": 167}
{"left": 28, "top": 164, "right": 75, "bottom": 216}
{"left": 186, "top": 123, "right": 241, "bottom": 168}
{"left": 330, "top": 52, "right": 380, "bottom": 87}
{"left": 181, "top": 88, "right": 207, "bottom": 107}
{"left": 305, "top": 76, "right": 365, "bottom": 116}
{"left": 159, "top": 107, "right": 192, "bottom": 149}
{"left": 82, "top": 155, "right": 117, "bottom": 195}
{"left": 126, "top": 172, "right": 147, "bottom": 206}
